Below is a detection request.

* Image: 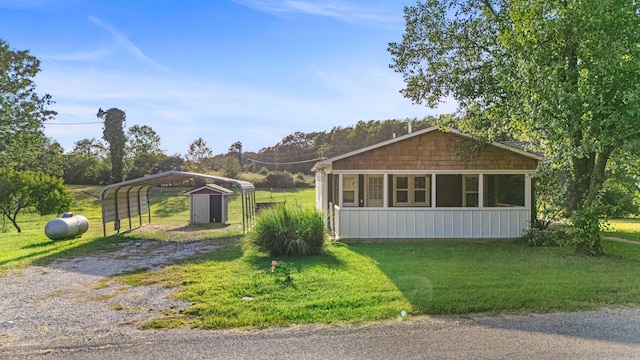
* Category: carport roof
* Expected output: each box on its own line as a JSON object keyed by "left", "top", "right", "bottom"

{"left": 98, "top": 171, "right": 256, "bottom": 236}
{"left": 99, "top": 170, "right": 255, "bottom": 201}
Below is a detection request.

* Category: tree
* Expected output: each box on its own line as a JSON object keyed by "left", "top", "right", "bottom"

{"left": 156, "top": 154, "right": 186, "bottom": 172}
{"left": 32, "top": 138, "right": 66, "bottom": 178}
{"left": 125, "top": 125, "right": 164, "bottom": 178}
{"left": 63, "top": 138, "right": 110, "bottom": 184}
{"left": 221, "top": 156, "right": 242, "bottom": 179}
{"left": 127, "top": 125, "right": 162, "bottom": 157}
{"left": 0, "top": 38, "right": 57, "bottom": 171}
{"left": 186, "top": 137, "right": 212, "bottom": 172}
{"left": 228, "top": 141, "right": 243, "bottom": 165}
{"left": 389, "top": 0, "right": 640, "bottom": 255}
{"left": 0, "top": 168, "right": 71, "bottom": 233}
{"left": 98, "top": 108, "right": 127, "bottom": 183}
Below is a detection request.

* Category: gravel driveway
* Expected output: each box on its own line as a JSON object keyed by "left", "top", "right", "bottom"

{"left": 0, "top": 238, "right": 220, "bottom": 348}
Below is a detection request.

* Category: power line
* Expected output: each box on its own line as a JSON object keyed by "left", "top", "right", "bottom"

{"left": 246, "top": 157, "right": 321, "bottom": 165}
{"left": 45, "top": 121, "right": 104, "bottom": 125}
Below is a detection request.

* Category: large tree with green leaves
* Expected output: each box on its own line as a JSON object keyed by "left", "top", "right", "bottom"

{"left": 125, "top": 124, "right": 164, "bottom": 179}
{"left": 127, "top": 125, "right": 162, "bottom": 157}
{"left": 389, "top": 0, "right": 640, "bottom": 254}
{"left": 0, "top": 39, "right": 72, "bottom": 234}
{"left": 0, "top": 38, "right": 57, "bottom": 170}
{"left": 0, "top": 168, "right": 71, "bottom": 233}
{"left": 63, "top": 138, "right": 110, "bottom": 184}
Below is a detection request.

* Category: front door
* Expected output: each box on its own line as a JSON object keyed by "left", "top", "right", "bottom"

{"left": 366, "top": 175, "right": 383, "bottom": 207}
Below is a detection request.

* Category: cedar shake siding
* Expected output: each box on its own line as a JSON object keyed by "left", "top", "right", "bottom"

{"left": 332, "top": 130, "right": 538, "bottom": 171}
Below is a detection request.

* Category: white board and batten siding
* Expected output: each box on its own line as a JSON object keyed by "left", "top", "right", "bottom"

{"left": 335, "top": 207, "right": 529, "bottom": 239}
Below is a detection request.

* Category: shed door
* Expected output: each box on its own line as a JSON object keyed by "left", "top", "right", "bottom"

{"left": 210, "top": 194, "right": 222, "bottom": 223}
{"left": 192, "top": 194, "right": 210, "bottom": 224}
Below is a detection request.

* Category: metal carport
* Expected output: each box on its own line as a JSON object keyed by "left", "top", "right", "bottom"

{"left": 98, "top": 170, "right": 256, "bottom": 237}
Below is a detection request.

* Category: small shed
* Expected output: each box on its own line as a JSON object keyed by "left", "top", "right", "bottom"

{"left": 184, "top": 184, "right": 234, "bottom": 224}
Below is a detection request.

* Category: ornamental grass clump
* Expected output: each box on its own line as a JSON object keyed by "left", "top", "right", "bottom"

{"left": 245, "top": 204, "right": 327, "bottom": 257}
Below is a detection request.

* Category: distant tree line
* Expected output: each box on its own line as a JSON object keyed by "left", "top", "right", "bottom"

{"left": 243, "top": 116, "right": 449, "bottom": 174}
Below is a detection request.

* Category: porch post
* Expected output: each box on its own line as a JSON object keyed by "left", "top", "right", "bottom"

{"left": 478, "top": 174, "right": 484, "bottom": 208}
{"left": 338, "top": 173, "right": 343, "bottom": 207}
{"left": 525, "top": 173, "right": 532, "bottom": 209}
{"left": 432, "top": 174, "right": 437, "bottom": 207}
{"left": 383, "top": 173, "right": 389, "bottom": 207}
{"left": 525, "top": 173, "right": 533, "bottom": 228}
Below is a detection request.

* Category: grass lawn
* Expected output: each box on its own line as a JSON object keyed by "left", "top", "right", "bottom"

{"left": 2, "top": 185, "right": 640, "bottom": 330}
{"left": 121, "top": 238, "right": 640, "bottom": 330}
{"left": 605, "top": 219, "right": 640, "bottom": 242}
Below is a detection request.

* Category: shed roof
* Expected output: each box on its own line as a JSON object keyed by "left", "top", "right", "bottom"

{"left": 184, "top": 183, "right": 235, "bottom": 195}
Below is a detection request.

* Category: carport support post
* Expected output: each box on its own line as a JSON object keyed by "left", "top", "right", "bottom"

{"left": 126, "top": 187, "right": 133, "bottom": 231}
{"left": 137, "top": 186, "right": 143, "bottom": 227}
{"left": 241, "top": 190, "right": 246, "bottom": 233}
{"left": 114, "top": 187, "right": 120, "bottom": 234}
{"left": 102, "top": 200, "right": 107, "bottom": 237}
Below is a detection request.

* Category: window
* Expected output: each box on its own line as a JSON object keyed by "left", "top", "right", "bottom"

{"left": 414, "top": 176, "right": 427, "bottom": 203}
{"left": 484, "top": 174, "right": 525, "bottom": 207}
{"left": 396, "top": 176, "right": 409, "bottom": 204}
{"left": 393, "top": 175, "right": 430, "bottom": 206}
{"left": 342, "top": 175, "right": 357, "bottom": 206}
{"left": 436, "top": 174, "right": 462, "bottom": 207}
{"left": 463, "top": 175, "right": 479, "bottom": 207}
{"left": 436, "top": 174, "right": 479, "bottom": 207}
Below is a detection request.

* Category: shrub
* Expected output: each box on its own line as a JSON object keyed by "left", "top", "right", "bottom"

{"left": 570, "top": 201, "right": 607, "bottom": 256}
{"left": 293, "top": 173, "right": 313, "bottom": 188}
{"left": 260, "top": 171, "right": 295, "bottom": 188}
{"left": 245, "top": 204, "right": 327, "bottom": 257}
{"left": 516, "top": 219, "right": 569, "bottom": 247}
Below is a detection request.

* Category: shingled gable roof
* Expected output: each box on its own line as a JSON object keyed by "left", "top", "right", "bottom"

{"left": 312, "top": 126, "right": 543, "bottom": 171}
{"left": 184, "top": 183, "right": 234, "bottom": 195}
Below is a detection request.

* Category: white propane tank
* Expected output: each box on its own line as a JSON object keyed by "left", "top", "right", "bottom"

{"left": 45, "top": 212, "right": 89, "bottom": 240}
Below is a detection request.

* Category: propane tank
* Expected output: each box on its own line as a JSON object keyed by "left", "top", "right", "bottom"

{"left": 45, "top": 212, "right": 89, "bottom": 240}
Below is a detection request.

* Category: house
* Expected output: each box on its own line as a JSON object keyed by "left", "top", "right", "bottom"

{"left": 184, "top": 183, "right": 234, "bottom": 224}
{"left": 312, "top": 127, "right": 542, "bottom": 240}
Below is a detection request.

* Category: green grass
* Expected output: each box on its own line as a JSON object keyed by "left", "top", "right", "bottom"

{"left": 122, "top": 238, "right": 640, "bottom": 330}
{"left": 0, "top": 185, "right": 111, "bottom": 270}
{"left": 2, "top": 186, "right": 640, "bottom": 330}
{"left": 352, "top": 240, "right": 640, "bottom": 314}
{"left": 124, "top": 243, "right": 412, "bottom": 330}
{"left": 605, "top": 219, "right": 640, "bottom": 242}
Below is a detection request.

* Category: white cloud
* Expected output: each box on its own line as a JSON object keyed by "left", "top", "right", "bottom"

{"left": 88, "top": 16, "right": 177, "bottom": 75}
{"left": 42, "top": 49, "right": 111, "bottom": 62}
{"left": 232, "top": 0, "right": 397, "bottom": 23}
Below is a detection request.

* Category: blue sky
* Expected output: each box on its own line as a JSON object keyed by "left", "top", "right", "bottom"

{"left": 0, "top": 0, "right": 455, "bottom": 156}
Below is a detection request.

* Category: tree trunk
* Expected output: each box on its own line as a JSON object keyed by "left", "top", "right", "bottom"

{"left": 568, "top": 143, "right": 595, "bottom": 214}
{"left": 9, "top": 215, "right": 21, "bottom": 233}
{"left": 586, "top": 146, "right": 613, "bottom": 205}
